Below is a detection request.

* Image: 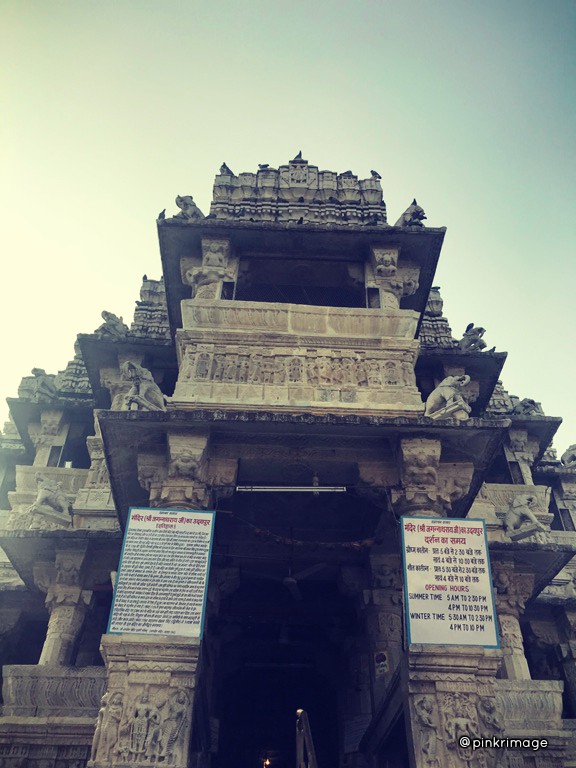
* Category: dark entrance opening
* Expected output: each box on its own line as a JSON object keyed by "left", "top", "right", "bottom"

{"left": 216, "top": 663, "right": 337, "bottom": 768}
{"left": 213, "top": 576, "right": 350, "bottom": 768}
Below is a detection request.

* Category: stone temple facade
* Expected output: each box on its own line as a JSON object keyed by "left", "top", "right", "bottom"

{"left": 1, "top": 153, "right": 576, "bottom": 768}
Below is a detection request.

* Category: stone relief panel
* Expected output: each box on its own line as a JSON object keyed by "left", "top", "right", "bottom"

{"left": 174, "top": 342, "right": 423, "bottom": 413}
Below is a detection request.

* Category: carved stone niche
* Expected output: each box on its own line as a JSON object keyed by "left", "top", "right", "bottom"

{"left": 6, "top": 465, "right": 88, "bottom": 531}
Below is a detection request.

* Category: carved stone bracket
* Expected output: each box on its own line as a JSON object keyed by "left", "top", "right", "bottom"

{"left": 392, "top": 437, "right": 443, "bottom": 517}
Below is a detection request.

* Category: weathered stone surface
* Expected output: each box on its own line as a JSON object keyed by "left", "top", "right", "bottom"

{"left": 2, "top": 665, "right": 106, "bottom": 717}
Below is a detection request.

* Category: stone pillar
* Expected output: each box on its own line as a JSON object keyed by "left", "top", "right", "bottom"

{"left": 33, "top": 549, "right": 92, "bottom": 666}
{"left": 404, "top": 645, "right": 502, "bottom": 768}
{"left": 89, "top": 635, "right": 200, "bottom": 768}
{"left": 493, "top": 563, "right": 534, "bottom": 680}
{"left": 363, "top": 554, "right": 404, "bottom": 706}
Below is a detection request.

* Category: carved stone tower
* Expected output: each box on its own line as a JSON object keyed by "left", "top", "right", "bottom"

{"left": 0, "top": 154, "right": 575, "bottom": 768}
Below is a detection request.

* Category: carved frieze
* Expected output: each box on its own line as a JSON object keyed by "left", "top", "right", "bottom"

{"left": 174, "top": 341, "right": 423, "bottom": 413}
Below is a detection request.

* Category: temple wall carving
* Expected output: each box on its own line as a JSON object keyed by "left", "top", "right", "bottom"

{"left": 2, "top": 665, "right": 106, "bottom": 717}
{"left": 174, "top": 337, "right": 423, "bottom": 412}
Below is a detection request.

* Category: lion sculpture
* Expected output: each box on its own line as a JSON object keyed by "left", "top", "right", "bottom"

{"left": 394, "top": 199, "right": 427, "bottom": 228}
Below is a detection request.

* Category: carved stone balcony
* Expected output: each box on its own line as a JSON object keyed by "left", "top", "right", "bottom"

{"left": 174, "top": 300, "right": 424, "bottom": 414}
{"left": 1, "top": 665, "right": 106, "bottom": 717}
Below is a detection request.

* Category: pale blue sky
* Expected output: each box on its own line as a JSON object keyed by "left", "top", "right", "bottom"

{"left": 1, "top": 0, "right": 575, "bottom": 451}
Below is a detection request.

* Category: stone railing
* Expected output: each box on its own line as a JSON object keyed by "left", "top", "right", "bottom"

{"left": 181, "top": 299, "right": 419, "bottom": 339}
{"left": 2, "top": 665, "right": 106, "bottom": 717}
{"left": 495, "top": 680, "right": 564, "bottom": 732}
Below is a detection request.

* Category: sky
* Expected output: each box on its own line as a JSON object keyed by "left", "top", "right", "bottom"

{"left": 1, "top": 0, "right": 575, "bottom": 454}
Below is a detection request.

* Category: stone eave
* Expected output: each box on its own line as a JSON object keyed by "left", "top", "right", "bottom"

{"left": 416, "top": 348, "right": 508, "bottom": 414}
{"left": 506, "top": 414, "right": 563, "bottom": 466}
{"left": 157, "top": 219, "right": 446, "bottom": 338}
{"left": 0, "top": 528, "right": 122, "bottom": 593}
{"left": 77, "top": 333, "right": 177, "bottom": 408}
{"left": 6, "top": 397, "right": 95, "bottom": 458}
{"left": 489, "top": 540, "right": 576, "bottom": 599}
{"left": 97, "top": 408, "right": 510, "bottom": 527}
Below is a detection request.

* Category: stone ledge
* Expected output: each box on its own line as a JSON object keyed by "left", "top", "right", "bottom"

{"left": 2, "top": 665, "right": 106, "bottom": 717}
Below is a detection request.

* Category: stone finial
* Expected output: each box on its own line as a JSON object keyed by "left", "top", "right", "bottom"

{"left": 424, "top": 375, "right": 472, "bottom": 420}
{"left": 394, "top": 199, "right": 426, "bottom": 228}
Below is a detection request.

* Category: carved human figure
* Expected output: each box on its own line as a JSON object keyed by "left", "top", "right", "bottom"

{"left": 306, "top": 359, "right": 318, "bottom": 386}
{"left": 367, "top": 361, "right": 382, "bottom": 387}
{"left": 91, "top": 692, "right": 109, "bottom": 761}
{"left": 458, "top": 323, "right": 488, "bottom": 352}
{"left": 120, "top": 361, "right": 166, "bottom": 412}
{"left": 248, "top": 354, "right": 263, "bottom": 384}
{"left": 32, "top": 473, "right": 71, "bottom": 516}
{"left": 414, "top": 696, "right": 440, "bottom": 767}
{"left": 373, "top": 249, "right": 397, "bottom": 276}
{"left": 504, "top": 494, "right": 546, "bottom": 536}
{"left": 129, "top": 690, "right": 156, "bottom": 757}
{"left": 29, "top": 368, "right": 59, "bottom": 401}
{"left": 93, "top": 692, "right": 124, "bottom": 762}
{"left": 158, "top": 688, "right": 190, "bottom": 761}
{"left": 425, "top": 375, "right": 471, "bottom": 418}
{"left": 94, "top": 311, "right": 129, "bottom": 339}
{"left": 169, "top": 450, "right": 199, "bottom": 479}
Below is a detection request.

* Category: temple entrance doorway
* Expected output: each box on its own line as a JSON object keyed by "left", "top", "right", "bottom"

{"left": 212, "top": 576, "right": 353, "bottom": 768}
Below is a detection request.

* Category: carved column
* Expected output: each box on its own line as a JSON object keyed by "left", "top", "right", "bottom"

{"left": 557, "top": 609, "right": 576, "bottom": 715}
{"left": 33, "top": 549, "right": 92, "bottom": 666}
{"left": 363, "top": 554, "right": 404, "bottom": 706}
{"left": 493, "top": 562, "right": 533, "bottom": 680}
{"left": 90, "top": 635, "right": 200, "bottom": 768}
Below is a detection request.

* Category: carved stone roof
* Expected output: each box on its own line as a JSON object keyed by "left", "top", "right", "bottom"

{"left": 208, "top": 154, "right": 387, "bottom": 227}
{"left": 130, "top": 277, "right": 170, "bottom": 340}
{"left": 419, "top": 286, "right": 458, "bottom": 349}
